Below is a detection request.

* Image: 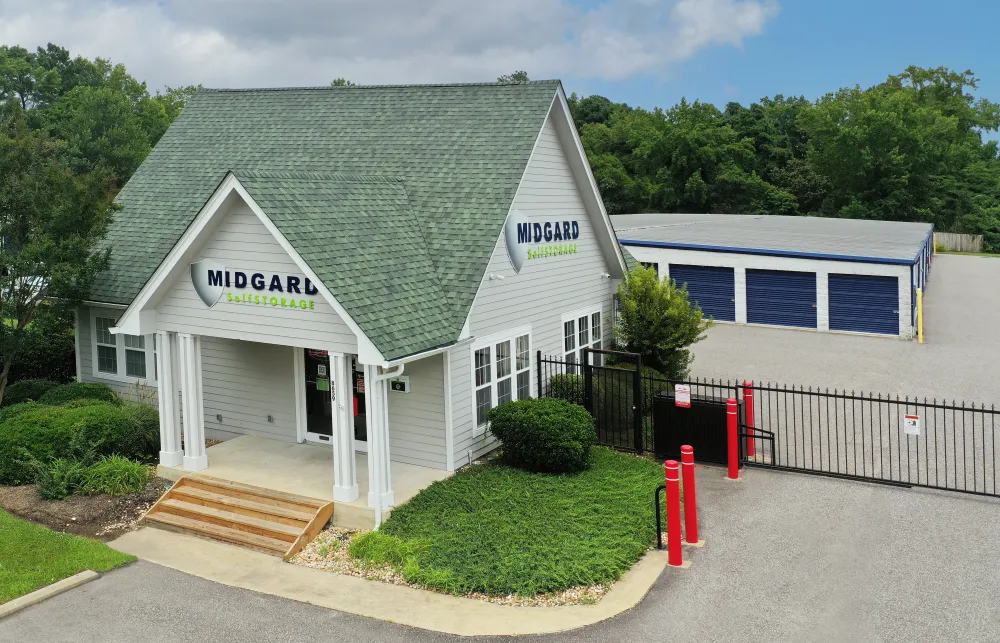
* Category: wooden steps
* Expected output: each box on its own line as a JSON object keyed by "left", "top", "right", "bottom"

{"left": 142, "top": 474, "right": 335, "bottom": 560}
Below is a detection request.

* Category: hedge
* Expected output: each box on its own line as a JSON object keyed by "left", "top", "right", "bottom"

{"left": 2, "top": 379, "right": 59, "bottom": 407}
{"left": 38, "top": 382, "right": 119, "bottom": 406}
{"left": 487, "top": 397, "right": 595, "bottom": 473}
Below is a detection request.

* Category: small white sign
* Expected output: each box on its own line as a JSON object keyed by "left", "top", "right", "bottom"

{"left": 902, "top": 414, "right": 920, "bottom": 436}
{"left": 317, "top": 364, "right": 327, "bottom": 377}
{"left": 675, "top": 384, "right": 691, "bottom": 409}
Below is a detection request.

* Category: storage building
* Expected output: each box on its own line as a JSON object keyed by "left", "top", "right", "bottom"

{"left": 612, "top": 213, "right": 933, "bottom": 338}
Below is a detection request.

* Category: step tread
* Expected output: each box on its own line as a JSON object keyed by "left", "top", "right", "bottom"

{"left": 145, "top": 512, "right": 289, "bottom": 554}
{"left": 182, "top": 475, "right": 326, "bottom": 509}
{"left": 171, "top": 486, "right": 315, "bottom": 522}
{"left": 159, "top": 499, "right": 302, "bottom": 538}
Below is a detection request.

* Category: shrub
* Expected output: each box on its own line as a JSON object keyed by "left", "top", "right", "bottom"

{"left": 5, "top": 318, "right": 77, "bottom": 385}
{"left": 80, "top": 455, "right": 150, "bottom": 496}
{"left": 29, "top": 457, "right": 89, "bottom": 500}
{"left": 2, "top": 379, "right": 59, "bottom": 407}
{"left": 548, "top": 374, "right": 584, "bottom": 405}
{"left": 487, "top": 398, "right": 595, "bottom": 473}
{"left": 38, "top": 382, "right": 119, "bottom": 406}
{"left": 0, "top": 401, "right": 159, "bottom": 484}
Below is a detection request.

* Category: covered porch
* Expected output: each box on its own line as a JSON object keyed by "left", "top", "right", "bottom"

{"left": 157, "top": 435, "right": 451, "bottom": 528}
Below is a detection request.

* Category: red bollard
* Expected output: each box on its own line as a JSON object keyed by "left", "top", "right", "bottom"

{"left": 726, "top": 397, "right": 739, "bottom": 480}
{"left": 743, "top": 381, "right": 755, "bottom": 457}
{"left": 664, "top": 460, "right": 683, "bottom": 567}
{"left": 680, "top": 445, "right": 698, "bottom": 544}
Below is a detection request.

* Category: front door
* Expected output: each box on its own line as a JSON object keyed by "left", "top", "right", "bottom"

{"left": 304, "top": 349, "right": 334, "bottom": 443}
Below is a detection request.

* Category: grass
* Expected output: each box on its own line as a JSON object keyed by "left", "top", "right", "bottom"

{"left": 936, "top": 250, "right": 1000, "bottom": 257}
{"left": 350, "top": 447, "right": 664, "bottom": 596}
{"left": 0, "top": 509, "right": 135, "bottom": 603}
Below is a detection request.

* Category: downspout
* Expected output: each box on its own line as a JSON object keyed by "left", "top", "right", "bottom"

{"left": 372, "top": 363, "right": 404, "bottom": 528}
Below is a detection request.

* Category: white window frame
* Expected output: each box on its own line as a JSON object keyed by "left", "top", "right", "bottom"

{"left": 561, "top": 306, "right": 604, "bottom": 368}
{"left": 469, "top": 324, "right": 532, "bottom": 437}
{"left": 89, "top": 310, "right": 157, "bottom": 385}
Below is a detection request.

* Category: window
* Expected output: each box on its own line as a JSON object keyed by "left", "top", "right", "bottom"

{"left": 90, "top": 313, "right": 156, "bottom": 383}
{"left": 471, "top": 326, "right": 531, "bottom": 436}
{"left": 562, "top": 307, "right": 603, "bottom": 367}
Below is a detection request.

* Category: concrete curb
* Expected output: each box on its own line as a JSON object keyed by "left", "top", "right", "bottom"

{"left": 110, "top": 527, "right": 669, "bottom": 636}
{"left": 0, "top": 570, "right": 100, "bottom": 619}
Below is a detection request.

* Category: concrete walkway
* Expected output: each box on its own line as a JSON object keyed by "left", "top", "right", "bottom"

{"left": 103, "top": 526, "right": 668, "bottom": 636}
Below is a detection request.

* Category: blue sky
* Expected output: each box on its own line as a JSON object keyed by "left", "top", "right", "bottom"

{"left": 566, "top": 0, "right": 1000, "bottom": 110}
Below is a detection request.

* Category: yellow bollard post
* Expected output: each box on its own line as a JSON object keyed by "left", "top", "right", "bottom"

{"left": 916, "top": 287, "right": 924, "bottom": 344}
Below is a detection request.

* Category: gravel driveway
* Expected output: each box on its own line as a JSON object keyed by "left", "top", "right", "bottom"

{"left": 690, "top": 254, "right": 1000, "bottom": 405}
{"left": 4, "top": 467, "right": 999, "bottom": 642}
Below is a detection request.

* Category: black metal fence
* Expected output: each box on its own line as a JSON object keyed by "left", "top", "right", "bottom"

{"left": 743, "top": 383, "right": 1000, "bottom": 498}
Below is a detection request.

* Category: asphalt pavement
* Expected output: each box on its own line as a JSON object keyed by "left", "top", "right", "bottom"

{"left": 4, "top": 466, "right": 1000, "bottom": 642}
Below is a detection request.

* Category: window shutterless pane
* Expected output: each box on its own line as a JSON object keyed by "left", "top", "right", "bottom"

{"left": 515, "top": 334, "right": 530, "bottom": 370}
{"left": 123, "top": 334, "right": 145, "bottom": 350}
{"left": 516, "top": 370, "right": 530, "bottom": 399}
{"left": 497, "top": 378, "right": 512, "bottom": 406}
{"left": 97, "top": 345, "right": 117, "bottom": 373}
{"left": 475, "top": 387, "right": 492, "bottom": 426}
{"left": 474, "top": 347, "right": 491, "bottom": 387}
{"left": 578, "top": 316, "right": 589, "bottom": 346}
{"left": 95, "top": 317, "right": 116, "bottom": 346}
{"left": 592, "top": 312, "right": 601, "bottom": 340}
{"left": 564, "top": 320, "right": 575, "bottom": 352}
{"left": 125, "top": 349, "right": 146, "bottom": 378}
{"left": 496, "top": 341, "right": 511, "bottom": 379}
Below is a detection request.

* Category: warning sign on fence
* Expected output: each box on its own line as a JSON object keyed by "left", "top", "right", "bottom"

{"left": 902, "top": 414, "right": 920, "bottom": 436}
{"left": 675, "top": 384, "right": 691, "bottom": 409}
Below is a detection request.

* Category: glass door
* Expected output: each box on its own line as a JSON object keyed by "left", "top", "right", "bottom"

{"left": 352, "top": 356, "right": 368, "bottom": 452}
{"left": 304, "top": 349, "right": 334, "bottom": 443}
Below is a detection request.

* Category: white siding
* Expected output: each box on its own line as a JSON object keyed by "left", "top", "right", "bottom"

{"left": 387, "top": 354, "right": 447, "bottom": 469}
{"left": 457, "top": 115, "right": 616, "bottom": 465}
{"left": 201, "top": 337, "right": 298, "bottom": 443}
{"left": 154, "top": 201, "right": 359, "bottom": 353}
{"left": 625, "top": 246, "right": 914, "bottom": 338}
{"left": 78, "top": 304, "right": 158, "bottom": 401}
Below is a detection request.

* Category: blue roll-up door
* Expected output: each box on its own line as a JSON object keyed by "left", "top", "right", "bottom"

{"left": 669, "top": 264, "right": 736, "bottom": 321}
{"left": 746, "top": 269, "right": 817, "bottom": 328}
{"left": 828, "top": 274, "right": 899, "bottom": 335}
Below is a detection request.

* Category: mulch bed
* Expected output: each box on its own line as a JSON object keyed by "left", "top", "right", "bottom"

{"left": 0, "top": 477, "right": 173, "bottom": 541}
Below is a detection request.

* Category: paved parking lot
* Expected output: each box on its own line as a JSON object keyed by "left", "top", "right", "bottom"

{"left": 691, "top": 254, "right": 1000, "bottom": 405}
{"left": 4, "top": 467, "right": 999, "bottom": 642}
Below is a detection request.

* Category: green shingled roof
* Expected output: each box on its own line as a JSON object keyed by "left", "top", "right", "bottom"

{"left": 92, "top": 82, "right": 562, "bottom": 360}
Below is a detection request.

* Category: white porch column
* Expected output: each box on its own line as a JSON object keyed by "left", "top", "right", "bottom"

{"left": 331, "top": 353, "right": 359, "bottom": 502}
{"left": 156, "top": 331, "right": 182, "bottom": 466}
{"left": 179, "top": 333, "right": 208, "bottom": 471}
{"left": 364, "top": 364, "right": 394, "bottom": 519}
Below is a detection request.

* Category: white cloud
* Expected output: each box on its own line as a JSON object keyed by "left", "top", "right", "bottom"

{"left": 0, "top": 0, "right": 779, "bottom": 90}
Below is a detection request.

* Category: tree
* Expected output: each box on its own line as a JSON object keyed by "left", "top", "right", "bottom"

{"left": 497, "top": 70, "right": 529, "bottom": 83}
{"left": 614, "top": 265, "right": 711, "bottom": 378}
{"left": 0, "top": 105, "right": 115, "bottom": 404}
{"left": 330, "top": 78, "right": 356, "bottom": 87}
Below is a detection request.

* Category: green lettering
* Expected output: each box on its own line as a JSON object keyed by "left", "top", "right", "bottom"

{"left": 270, "top": 296, "right": 278, "bottom": 306}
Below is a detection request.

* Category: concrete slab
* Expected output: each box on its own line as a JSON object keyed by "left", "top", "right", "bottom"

{"left": 158, "top": 435, "right": 452, "bottom": 528}
{"left": 108, "top": 527, "right": 667, "bottom": 636}
{"left": 0, "top": 570, "right": 99, "bottom": 619}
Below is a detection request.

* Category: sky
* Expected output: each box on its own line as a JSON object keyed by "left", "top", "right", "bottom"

{"left": 0, "top": 0, "right": 998, "bottom": 112}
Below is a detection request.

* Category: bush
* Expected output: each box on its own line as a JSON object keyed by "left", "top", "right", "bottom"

{"left": 0, "top": 401, "right": 159, "bottom": 484}
{"left": 548, "top": 374, "right": 584, "bottom": 405}
{"left": 487, "top": 398, "right": 595, "bottom": 474}
{"left": 27, "top": 457, "right": 90, "bottom": 500}
{"left": 5, "top": 317, "right": 77, "bottom": 385}
{"left": 38, "top": 382, "right": 119, "bottom": 406}
{"left": 2, "top": 379, "right": 59, "bottom": 407}
{"left": 80, "top": 456, "right": 150, "bottom": 496}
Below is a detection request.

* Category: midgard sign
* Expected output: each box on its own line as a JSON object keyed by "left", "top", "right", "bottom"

{"left": 191, "top": 259, "right": 319, "bottom": 311}
{"left": 503, "top": 210, "right": 580, "bottom": 273}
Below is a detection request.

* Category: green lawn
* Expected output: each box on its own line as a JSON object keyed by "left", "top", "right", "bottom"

{"left": 352, "top": 447, "right": 664, "bottom": 596}
{"left": 0, "top": 509, "right": 135, "bottom": 603}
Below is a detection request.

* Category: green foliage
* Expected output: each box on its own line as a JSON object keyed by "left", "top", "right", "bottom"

{"left": 0, "top": 509, "right": 135, "bottom": 603}
{"left": 2, "top": 378, "right": 58, "bottom": 406}
{"left": 361, "top": 448, "right": 664, "bottom": 596}
{"left": 486, "top": 397, "right": 595, "bottom": 474}
{"left": 547, "top": 374, "right": 585, "bottom": 406}
{"left": 79, "top": 455, "right": 149, "bottom": 496}
{"left": 0, "top": 400, "right": 158, "bottom": 483}
{"left": 27, "top": 457, "right": 90, "bottom": 500}
{"left": 38, "top": 382, "right": 118, "bottom": 406}
{"left": 496, "top": 70, "right": 529, "bottom": 83}
{"left": 348, "top": 531, "right": 430, "bottom": 568}
{"left": 329, "top": 78, "right": 356, "bottom": 87}
{"left": 615, "top": 265, "right": 711, "bottom": 378}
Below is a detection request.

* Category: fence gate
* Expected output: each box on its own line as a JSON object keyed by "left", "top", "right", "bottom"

{"left": 742, "top": 383, "right": 1000, "bottom": 499}
{"left": 538, "top": 349, "right": 644, "bottom": 453}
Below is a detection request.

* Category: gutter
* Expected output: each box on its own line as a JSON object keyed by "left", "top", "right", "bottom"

{"left": 618, "top": 238, "right": 916, "bottom": 266}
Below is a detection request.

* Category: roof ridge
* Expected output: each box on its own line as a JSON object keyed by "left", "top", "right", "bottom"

{"left": 201, "top": 80, "right": 561, "bottom": 92}
{"left": 234, "top": 170, "right": 402, "bottom": 183}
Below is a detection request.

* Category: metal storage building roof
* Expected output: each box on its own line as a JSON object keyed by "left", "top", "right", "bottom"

{"left": 612, "top": 213, "right": 933, "bottom": 264}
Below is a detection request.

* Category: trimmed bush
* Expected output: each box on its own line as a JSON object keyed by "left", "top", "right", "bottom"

{"left": 0, "top": 401, "right": 159, "bottom": 484}
{"left": 80, "top": 456, "right": 150, "bottom": 496}
{"left": 38, "top": 382, "right": 119, "bottom": 406}
{"left": 487, "top": 397, "right": 595, "bottom": 474}
{"left": 2, "top": 379, "right": 59, "bottom": 407}
{"left": 548, "top": 374, "right": 585, "bottom": 406}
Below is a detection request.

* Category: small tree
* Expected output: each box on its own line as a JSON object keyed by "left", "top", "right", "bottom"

{"left": 614, "top": 265, "right": 711, "bottom": 379}
{"left": 0, "top": 103, "right": 115, "bottom": 404}
{"left": 497, "top": 70, "right": 529, "bottom": 83}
